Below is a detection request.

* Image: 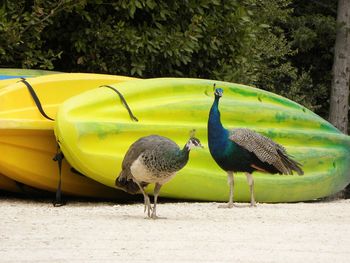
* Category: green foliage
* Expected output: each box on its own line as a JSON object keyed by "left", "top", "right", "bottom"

{"left": 234, "top": 0, "right": 337, "bottom": 116}
{"left": 48, "top": 0, "right": 258, "bottom": 80}
{"left": 233, "top": 0, "right": 298, "bottom": 95}
{"left": 0, "top": 0, "right": 337, "bottom": 118}
{"left": 285, "top": 0, "right": 337, "bottom": 116}
{"left": 0, "top": 0, "right": 78, "bottom": 69}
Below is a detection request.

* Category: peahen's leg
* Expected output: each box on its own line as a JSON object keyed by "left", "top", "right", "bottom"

{"left": 135, "top": 181, "right": 152, "bottom": 217}
{"left": 245, "top": 172, "right": 256, "bottom": 207}
{"left": 151, "top": 183, "right": 162, "bottom": 219}
{"left": 219, "top": 171, "right": 234, "bottom": 208}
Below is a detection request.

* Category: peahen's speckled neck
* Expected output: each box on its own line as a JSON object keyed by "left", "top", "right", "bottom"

{"left": 180, "top": 144, "right": 190, "bottom": 161}
{"left": 167, "top": 146, "right": 189, "bottom": 172}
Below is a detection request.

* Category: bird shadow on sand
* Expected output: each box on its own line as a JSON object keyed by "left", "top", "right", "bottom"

{"left": 232, "top": 203, "right": 256, "bottom": 208}
{"left": 119, "top": 214, "right": 168, "bottom": 220}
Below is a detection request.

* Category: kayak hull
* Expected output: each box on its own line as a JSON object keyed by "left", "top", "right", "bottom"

{"left": 54, "top": 78, "right": 350, "bottom": 202}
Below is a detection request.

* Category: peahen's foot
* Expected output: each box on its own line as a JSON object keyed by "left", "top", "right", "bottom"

{"left": 151, "top": 213, "right": 158, "bottom": 219}
{"left": 150, "top": 206, "right": 166, "bottom": 219}
{"left": 150, "top": 213, "right": 166, "bottom": 220}
{"left": 143, "top": 196, "right": 152, "bottom": 217}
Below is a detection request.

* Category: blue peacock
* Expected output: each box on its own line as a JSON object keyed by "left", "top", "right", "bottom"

{"left": 208, "top": 86, "right": 304, "bottom": 207}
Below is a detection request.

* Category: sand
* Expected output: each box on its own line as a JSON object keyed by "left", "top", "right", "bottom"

{"left": 0, "top": 196, "right": 350, "bottom": 263}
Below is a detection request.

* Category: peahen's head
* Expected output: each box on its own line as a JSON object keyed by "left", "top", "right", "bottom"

{"left": 214, "top": 87, "right": 223, "bottom": 98}
{"left": 186, "top": 137, "right": 203, "bottom": 150}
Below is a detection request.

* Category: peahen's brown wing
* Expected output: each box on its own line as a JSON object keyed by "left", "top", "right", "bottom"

{"left": 116, "top": 135, "right": 175, "bottom": 193}
{"left": 229, "top": 128, "right": 303, "bottom": 175}
{"left": 121, "top": 135, "right": 171, "bottom": 177}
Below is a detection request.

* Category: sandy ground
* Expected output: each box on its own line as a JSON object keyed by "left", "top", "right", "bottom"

{"left": 0, "top": 195, "right": 350, "bottom": 263}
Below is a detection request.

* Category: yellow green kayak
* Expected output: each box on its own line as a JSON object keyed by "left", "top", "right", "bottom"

{"left": 55, "top": 78, "right": 350, "bottom": 202}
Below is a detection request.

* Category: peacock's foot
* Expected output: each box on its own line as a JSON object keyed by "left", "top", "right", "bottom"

{"left": 218, "top": 202, "right": 235, "bottom": 208}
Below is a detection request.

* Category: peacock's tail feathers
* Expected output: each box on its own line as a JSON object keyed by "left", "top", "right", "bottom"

{"left": 278, "top": 150, "right": 304, "bottom": 176}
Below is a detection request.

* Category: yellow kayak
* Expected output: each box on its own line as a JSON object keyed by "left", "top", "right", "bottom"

{"left": 0, "top": 68, "right": 60, "bottom": 88}
{"left": 0, "top": 68, "right": 60, "bottom": 79}
{"left": 0, "top": 69, "right": 59, "bottom": 193}
{"left": 0, "top": 167, "right": 52, "bottom": 195}
{"left": 0, "top": 73, "right": 137, "bottom": 198}
{"left": 0, "top": 78, "right": 22, "bottom": 89}
{"left": 0, "top": 173, "right": 21, "bottom": 193}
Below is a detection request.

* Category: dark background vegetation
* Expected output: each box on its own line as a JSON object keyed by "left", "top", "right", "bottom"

{"left": 0, "top": 0, "right": 338, "bottom": 119}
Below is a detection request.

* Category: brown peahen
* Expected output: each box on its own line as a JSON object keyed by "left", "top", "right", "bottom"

{"left": 116, "top": 134, "right": 202, "bottom": 218}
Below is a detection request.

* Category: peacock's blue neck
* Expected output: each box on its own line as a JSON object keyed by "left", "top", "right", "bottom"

{"left": 208, "top": 94, "right": 254, "bottom": 172}
{"left": 208, "top": 96, "right": 230, "bottom": 155}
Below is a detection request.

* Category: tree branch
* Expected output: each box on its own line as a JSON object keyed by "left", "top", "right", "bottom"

{"left": 20, "top": 0, "right": 76, "bottom": 34}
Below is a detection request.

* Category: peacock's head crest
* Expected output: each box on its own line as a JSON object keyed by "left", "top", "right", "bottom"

{"left": 214, "top": 86, "right": 223, "bottom": 98}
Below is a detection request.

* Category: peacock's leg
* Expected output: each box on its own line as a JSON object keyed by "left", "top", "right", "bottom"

{"left": 135, "top": 181, "right": 152, "bottom": 217}
{"left": 219, "top": 171, "right": 234, "bottom": 208}
{"left": 245, "top": 172, "right": 256, "bottom": 207}
{"left": 151, "top": 183, "right": 162, "bottom": 219}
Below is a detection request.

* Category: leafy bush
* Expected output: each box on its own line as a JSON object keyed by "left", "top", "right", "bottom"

{"left": 0, "top": 0, "right": 337, "bottom": 118}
